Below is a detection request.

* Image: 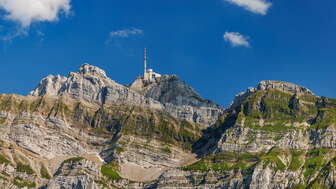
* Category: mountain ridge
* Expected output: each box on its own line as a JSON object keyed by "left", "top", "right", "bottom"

{"left": 0, "top": 64, "right": 335, "bottom": 188}
{"left": 29, "top": 64, "right": 224, "bottom": 126}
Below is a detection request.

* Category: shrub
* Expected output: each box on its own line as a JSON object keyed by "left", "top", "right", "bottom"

{"left": 261, "top": 149, "right": 286, "bottom": 171}
{"left": 288, "top": 150, "right": 304, "bottom": 171}
{"left": 161, "top": 146, "right": 172, "bottom": 154}
{"left": 16, "top": 162, "right": 35, "bottom": 174}
{"left": 13, "top": 177, "right": 36, "bottom": 188}
{"left": 40, "top": 165, "right": 51, "bottom": 179}
{"left": 63, "top": 157, "right": 84, "bottom": 164}
{"left": 0, "top": 154, "right": 10, "bottom": 165}
{"left": 101, "top": 162, "right": 122, "bottom": 180}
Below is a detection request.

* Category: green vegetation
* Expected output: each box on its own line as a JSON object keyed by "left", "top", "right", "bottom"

{"left": 290, "top": 184, "right": 307, "bottom": 189}
{"left": 182, "top": 152, "right": 259, "bottom": 172}
{"left": 13, "top": 176, "right": 36, "bottom": 188}
{"left": 0, "top": 117, "right": 6, "bottom": 124}
{"left": 115, "top": 146, "right": 125, "bottom": 154}
{"left": 119, "top": 107, "right": 202, "bottom": 150}
{"left": 16, "top": 162, "right": 35, "bottom": 174}
{"left": 0, "top": 94, "right": 204, "bottom": 152}
{"left": 101, "top": 161, "right": 122, "bottom": 180}
{"left": 310, "top": 182, "right": 329, "bottom": 189}
{"left": 0, "top": 154, "right": 10, "bottom": 165}
{"left": 261, "top": 148, "right": 286, "bottom": 171}
{"left": 0, "top": 95, "right": 210, "bottom": 181}
{"left": 288, "top": 150, "right": 304, "bottom": 171}
{"left": 40, "top": 165, "right": 51, "bottom": 179}
{"left": 235, "top": 89, "right": 332, "bottom": 134}
{"left": 183, "top": 149, "right": 302, "bottom": 173}
{"left": 63, "top": 157, "right": 84, "bottom": 164}
{"left": 1, "top": 170, "right": 9, "bottom": 177}
{"left": 244, "top": 118, "right": 294, "bottom": 133}
{"left": 311, "top": 107, "right": 336, "bottom": 129}
{"left": 0, "top": 175, "right": 7, "bottom": 181}
{"left": 161, "top": 146, "right": 172, "bottom": 154}
{"left": 303, "top": 149, "right": 329, "bottom": 181}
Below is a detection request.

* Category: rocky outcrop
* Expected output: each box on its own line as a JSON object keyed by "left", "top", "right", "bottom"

{"left": 0, "top": 93, "right": 205, "bottom": 188}
{"left": 29, "top": 64, "right": 162, "bottom": 109}
{"left": 101, "top": 136, "right": 197, "bottom": 182}
{"left": 130, "top": 75, "right": 223, "bottom": 125}
{"left": 46, "top": 158, "right": 102, "bottom": 189}
{"left": 29, "top": 64, "right": 223, "bottom": 126}
{"left": 152, "top": 168, "right": 245, "bottom": 189}
{"left": 229, "top": 80, "right": 314, "bottom": 111}
{"left": 200, "top": 81, "right": 335, "bottom": 155}
{"left": 257, "top": 80, "right": 314, "bottom": 96}
{"left": 179, "top": 81, "right": 336, "bottom": 188}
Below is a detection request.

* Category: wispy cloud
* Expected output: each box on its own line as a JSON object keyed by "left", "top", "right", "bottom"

{"left": 225, "top": 0, "right": 271, "bottom": 15}
{"left": 106, "top": 28, "right": 144, "bottom": 47}
{"left": 109, "top": 28, "right": 144, "bottom": 38}
{"left": 223, "top": 32, "right": 250, "bottom": 47}
{"left": 0, "top": 0, "right": 71, "bottom": 27}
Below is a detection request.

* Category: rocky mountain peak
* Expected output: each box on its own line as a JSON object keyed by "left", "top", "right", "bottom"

{"left": 229, "top": 80, "right": 316, "bottom": 111}
{"left": 29, "top": 64, "right": 223, "bottom": 126}
{"left": 78, "top": 63, "right": 108, "bottom": 78}
{"left": 129, "top": 74, "right": 223, "bottom": 125}
{"left": 28, "top": 74, "right": 67, "bottom": 96}
{"left": 257, "top": 80, "right": 314, "bottom": 96}
{"left": 130, "top": 74, "right": 214, "bottom": 107}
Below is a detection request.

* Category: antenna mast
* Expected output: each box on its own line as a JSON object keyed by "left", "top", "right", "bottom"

{"left": 144, "top": 48, "right": 147, "bottom": 77}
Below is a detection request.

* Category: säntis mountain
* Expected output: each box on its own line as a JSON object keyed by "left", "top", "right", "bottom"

{"left": 0, "top": 64, "right": 335, "bottom": 189}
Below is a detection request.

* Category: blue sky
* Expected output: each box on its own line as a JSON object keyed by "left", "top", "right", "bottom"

{"left": 0, "top": 0, "right": 335, "bottom": 106}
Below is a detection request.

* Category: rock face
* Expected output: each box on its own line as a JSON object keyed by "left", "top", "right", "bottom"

{"left": 130, "top": 75, "right": 223, "bottom": 125}
{"left": 1, "top": 64, "right": 336, "bottom": 189}
{"left": 257, "top": 80, "right": 314, "bottom": 96}
{"left": 208, "top": 80, "right": 334, "bottom": 154}
{"left": 30, "top": 64, "right": 223, "bottom": 126}
{"left": 46, "top": 158, "right": 101, "bottom": 189}
{"left": 162, "top": 80, "right": 336, "bottom": 188}
{"left": 29, "top": 64, "right": 162, "bottom": 109}
{"left": 0, "top": 92, "right": 203, "bottom": 188}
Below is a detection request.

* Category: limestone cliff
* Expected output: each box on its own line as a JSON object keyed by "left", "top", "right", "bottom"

{"left": 1, "top": 64, "right": 336, "bottom": 189}
{"left": 30, "top": 64, "right": 223, "bottom": 126}
{"left": 155, "top": 80, "right": 336, "bottom": 188}
{"left": 0, "top": 93, "right": 202, "bottom": 188}
{"left": 29, "top": 64, "right": 162, "bottom": 109}
{"left": 130, "top": 75, "right": 223, "bottom": 125}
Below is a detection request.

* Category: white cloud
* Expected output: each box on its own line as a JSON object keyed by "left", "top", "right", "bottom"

{"left": 225, "top": 0, "right": 271, "bottom": 15}
{"left": 0, "top": 0, "right": 71, "bottom": 27}
{"left": 224, "top": 32, "right": 250, "bottom": 47}
{"left": 109, "top": 28, "right": 144, "bottom": 38}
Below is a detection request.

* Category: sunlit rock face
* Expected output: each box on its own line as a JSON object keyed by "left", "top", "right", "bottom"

{"left": 130, "top": 75, "right": 224, "bottom": 125}
{"left": 29, "top": 64, "right": 161, "bottom": 108}
{"left": 30, "top": 64, "right": 224, "bottom": 126}
{"left": 2, "top": 65, "right": 336, "bottom": 189}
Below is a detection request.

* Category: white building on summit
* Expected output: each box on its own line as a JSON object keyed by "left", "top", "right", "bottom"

{"left": 143, "top": 48, "right": 161, "bottom": 81}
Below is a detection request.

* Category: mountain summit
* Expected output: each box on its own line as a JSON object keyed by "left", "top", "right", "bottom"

{"left": 29, "top": 64, "right": 223, "bottom": 126}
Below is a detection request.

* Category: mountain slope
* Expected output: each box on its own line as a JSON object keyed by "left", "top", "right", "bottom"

{"left": 0, "top": 64, "right": 221, "bottom": 188}
{"left": 1, "top": 64, "right": 335, "bottom": 189}
{"left": 0, "top": 92, "right": 205, "bottom": 187}
{"left": 154, "top": 80, "right": 336, "bottom": 188}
